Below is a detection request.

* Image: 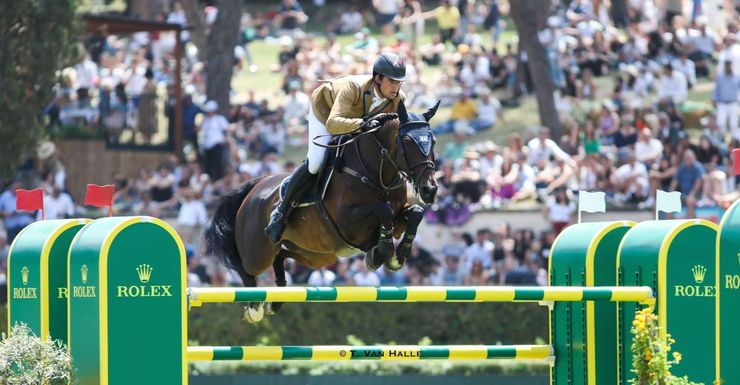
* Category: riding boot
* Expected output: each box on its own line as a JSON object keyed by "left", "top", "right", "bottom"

{"left": 265, "top": 162, "right": 314, "bottom": 243}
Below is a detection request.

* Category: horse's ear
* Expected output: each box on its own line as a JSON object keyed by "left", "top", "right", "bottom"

{"left": 398, "top": 100, "right": 408, "bottom": 124}
{"left": 422, "top": 101, "right": 441, "bottom": 122}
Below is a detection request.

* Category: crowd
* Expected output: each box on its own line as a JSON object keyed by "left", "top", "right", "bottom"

{"left": 4, "top": 0, "right": 740, "bottom": 299}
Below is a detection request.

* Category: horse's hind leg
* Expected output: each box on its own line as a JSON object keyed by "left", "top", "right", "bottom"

{"left": 238, "top": 272, "right": 265, "bottom": 323}
{"left": 266, "top": 252, "right": 288, "bottom": 315}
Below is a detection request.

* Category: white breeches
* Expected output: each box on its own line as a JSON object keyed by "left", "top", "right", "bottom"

{"left": 307, "top": 105, "right": 329, "bottom": 175}
{"left": 716, "top": 101, "right": 739, "bottom": 140}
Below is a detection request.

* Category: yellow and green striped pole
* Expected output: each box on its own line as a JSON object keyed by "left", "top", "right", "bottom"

{"left": 188, "top": 344, "right": 554, "bottom": 362}
{"left": 188, "top": 286, "right": 653, "bottom": 307}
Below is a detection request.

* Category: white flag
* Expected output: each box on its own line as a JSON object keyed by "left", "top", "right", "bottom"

{"left": 578, "top": 191, "right": 606, "bottom": 213}
{"left": 656, "top": 190, "right": 682, "bottom": 213}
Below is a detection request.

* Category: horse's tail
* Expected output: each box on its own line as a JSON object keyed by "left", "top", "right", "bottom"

{"left": 204, "top": 177, "right": 261, "bottom": 272}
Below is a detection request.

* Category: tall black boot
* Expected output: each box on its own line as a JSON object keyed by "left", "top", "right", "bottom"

{"left": 264, "top": 162, "right": 314, "bottom": 243}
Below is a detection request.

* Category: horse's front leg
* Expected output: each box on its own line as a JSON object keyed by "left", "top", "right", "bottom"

{"left": 365, "top": 202, "right": 396, "bottom": 271}
{"left": 387, "top": 204, "right": 425, "bottom": 271}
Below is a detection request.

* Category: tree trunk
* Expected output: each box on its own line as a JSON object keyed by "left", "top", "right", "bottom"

{"left": 205, "top": 0, "right": 241, "bottom": 116}
{"left": 509, "top": 0, "right": 563, "bottom": 142}
{"left": 181, "top": 0, "right": 208, "bottom": 62}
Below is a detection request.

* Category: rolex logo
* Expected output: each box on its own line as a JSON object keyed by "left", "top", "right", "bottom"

{"left": 21, "top": 266, "right": 29, "bottom": 285}
{"left": 692, "top": 265, "right": 707, "bottom": 284}
{"left": 81, "top": 265, "right": 89, "bottom": 284}
{"left": 136, "top": 264, "right": 153, "bottom": 283}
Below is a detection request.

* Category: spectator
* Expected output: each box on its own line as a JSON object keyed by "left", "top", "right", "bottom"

{"left": 42, "top": 186, "right": 75, "bottom": 220}
{"left": 712, "top": 60, "right": 740, "bottom": 140}
{"left": 635, "top": 128, "right": 664, "bottom": 166}
{"left": 176, "top": 188, "right": 208, "bottom": 247}
{"left": 0, "top": 182, "right": 36, "bottom": 244}
{"left": 471, "top": 88, "right": 502, "bottom": 132}
{"left": 353, "top": 262, "right": 381, "bottom": 286}
{"left": 527, "top": 127, "right": 575, "bottom": 167}
{"left": 435, "top": 93, "right": 477, "bottom": 135}
{"left": 670, "top": 149, "right": 704, "bottom": 218}
{"left": 614, "top": 151, "right": 649, "bottom": 205}
{"left": 307, "top": 268, "right": 336, "bottom": 286}
{"left": 463, "top": 259, "right": 489, "bottom": 285}
{"left": 436, "top": 254, "right": 465, "bottom": 285}
{"left": 276, "top": 0, "right": 308, "bottom": 37}
{"left": 373, "top": 0, "right": 400, "bottom": 36}
{"left": 201, "top": 100, "right": 229, "bottom": 181}
{"left": 462, "top": 229, "right": 494, "bottom": 274}
{"left": 672, "top": 51, "right": 696, "bottom": 88}
{"left": 422, "top": 0, "right": 460, "bottom": 45}
{"left": 442, "top": 123, "right": 473, "bottom": 160}
{"left": 544, "top": 189, "right": 575, "bottom": 235}
{"left": 658, "top": 63, "right": 688, "bottom": 105}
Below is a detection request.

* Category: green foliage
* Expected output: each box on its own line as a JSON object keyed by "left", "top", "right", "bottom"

{"left": 630, "top": 306, "right": 702, "bottom": 385}
{"left": 0, "top": 324, "right": 71, "bottom": 385}
{"left": 189, "top": 302, "right": 547, "bottom": 346}
{"left": 0, "top": 1, "right": 81, "bottom": 178}
{"left": 50, "top": 124, "right": 104, "bottom": 140}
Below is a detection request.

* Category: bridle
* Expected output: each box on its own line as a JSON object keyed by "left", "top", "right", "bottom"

{"left": 313, "top": 119, "right": 436, "bottom": 200}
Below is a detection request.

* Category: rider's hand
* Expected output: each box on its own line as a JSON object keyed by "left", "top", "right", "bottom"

{"left": 360, "top": 118, "right": 381, "bottom": 132}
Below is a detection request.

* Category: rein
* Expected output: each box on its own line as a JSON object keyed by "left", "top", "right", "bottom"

{"left": 311, "top": 121, "right": 434, "bottom": 200}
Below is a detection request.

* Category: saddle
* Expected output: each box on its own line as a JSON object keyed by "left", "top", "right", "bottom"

{"left": 278, "top": 134, "right": 350, "bottom": 207}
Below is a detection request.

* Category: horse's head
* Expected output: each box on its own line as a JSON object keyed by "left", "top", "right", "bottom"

{"left": 380, "top": 100, "right": 440, "bottom": 204}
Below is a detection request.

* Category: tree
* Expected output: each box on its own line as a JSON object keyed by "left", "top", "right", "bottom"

{"left": 205, "top": 0, "right": 241, "bottom": 116}
{"left": 510, "top": 0, "right": 564, "bottom": 142}
{"left": 0, "top": 1, "right": 80, "bottom": 179}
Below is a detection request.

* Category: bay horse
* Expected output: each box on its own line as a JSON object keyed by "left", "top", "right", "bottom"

{"left": 204, "top": 101, "right": 439, "bottom": 322}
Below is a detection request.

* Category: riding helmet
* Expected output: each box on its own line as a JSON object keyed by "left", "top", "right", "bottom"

{"left": 373, "top": 53, "right": 406, "bottom": 81}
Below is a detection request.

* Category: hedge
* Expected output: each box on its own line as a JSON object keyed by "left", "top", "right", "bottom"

{"left": 188, "top": 302, "right": 548, "bottom": 346}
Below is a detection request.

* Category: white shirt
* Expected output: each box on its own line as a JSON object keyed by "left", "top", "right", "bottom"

{"left": 616, "top": 162, "right": 648, "bottom": 181}
{"left": 308, "top": 270, "right": 336, "bottom": 286}
{"left": 477, "top": 98, "right": 501, "bottom": 125}
{"left": 479, "top": 153, "right": 503, "bottom": 179}
{"left": 658, "top": 71, "right": 688, "bottom": 104}
{"left": 369, "top": 87, "right": 386, "bottom": 112}
{"left": 75, "top": 59, "right": 98, "bottom": 89}
{"left": 671, "top": 58, "right": 696, "bottom": 86}
{"left": 463, "top": 240, "right": 494, "bottom": 272}
{"left": 283, "top": 91, "right": 310, "bottom": 122}
{"left": 635, "top": 138, "right": 663, "bottom": 163}
{"left": 527, "top": 138, "right": 573, "bottom": 166}
{"left": 177, "top": 199, "right": 208, "bottom": 226}
{"left": 547, "top": 201, "right": 576, "bottom": 222}
{"left": 201, "top": 114, "right": 229, "bottom": 149}
{"left": 376, "top": 0, "right": 399, "bottom": 14}
{"left": 353, "top": 271, "right": 381, "bottom": 286}
{"left": 42, "top": 193, "right": 75, "bottom": 220}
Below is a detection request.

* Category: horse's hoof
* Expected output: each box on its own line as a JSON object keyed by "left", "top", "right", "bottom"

{"left": 265, "top": 302, "right": 284, "bottom": 315}
{"left": 365, "top": 251, "right": 381, "bottom": 271}
{"left": 386, "top": 255, "right": 404, "bottom": 271}
{"left": 244, "top": 303, "right": 265, "bottom": 323}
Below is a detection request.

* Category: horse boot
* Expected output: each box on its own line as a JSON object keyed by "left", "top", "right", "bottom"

{"left": 265, "top": 161, "right": 314, "bottom": 243}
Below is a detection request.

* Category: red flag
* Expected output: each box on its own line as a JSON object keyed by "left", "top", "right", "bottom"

{"left": 16, "top": 189, "right": 44, "bottom": 219}
{"left": 84, "top": 184, "right": 115, "bottom": 216}
{"left": 733, "top": 148, "right": 740, "bottom": 176}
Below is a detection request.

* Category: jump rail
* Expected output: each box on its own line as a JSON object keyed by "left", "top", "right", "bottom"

{"left": 187, "top": 344, "right": 555, "bottom": 362}
{"left": 188, "top": 286, "right": 655, "bottom": 307}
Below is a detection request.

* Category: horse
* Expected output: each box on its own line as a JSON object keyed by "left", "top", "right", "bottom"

{"left": 204, "top": 101, "right": 439, "bottom": 322}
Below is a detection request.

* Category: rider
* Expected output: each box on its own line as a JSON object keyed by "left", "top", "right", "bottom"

{"left": 264, "top": 52, "right": 407, "bottom": 243}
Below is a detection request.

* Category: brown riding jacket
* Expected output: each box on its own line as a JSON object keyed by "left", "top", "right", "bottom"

{"left": 310, "top": 75, "right": 406, "bottom": 135}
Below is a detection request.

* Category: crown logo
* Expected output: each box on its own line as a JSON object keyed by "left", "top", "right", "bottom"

{"left": 81, "top": 265, "right": 88, "bottom": 284}
{"left": 692, "top": 265, "right": 707, "bottom": 284}
{"left": 21, "top": 266, "right": 29, "bottom": 285}
{"left": 136, "top": 264, "right": 153, "bottom": 283}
